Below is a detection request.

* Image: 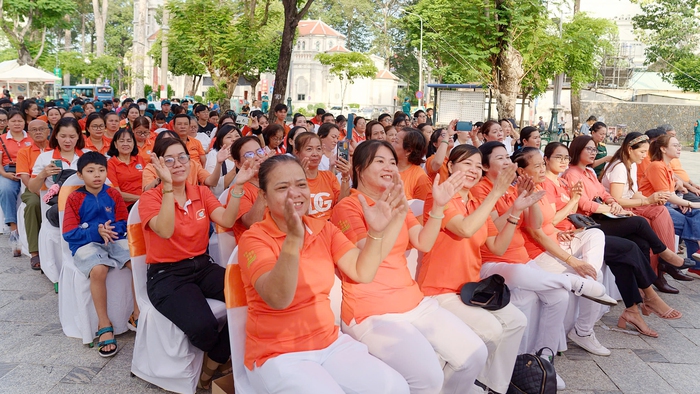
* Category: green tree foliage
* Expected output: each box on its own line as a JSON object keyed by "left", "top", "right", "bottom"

{"left": 0, "top": 0, "right": 76, "bottom": 66}
{"left": 316, "top": 51, "right": 378, "bottom": 110}
{"left": 51, "top": 51, "right": 119, "bottom": 81}
{"left": 307, "top": 0, "right": 374, "bottom": 52}
{"left": 149, "top": 0, "right": 282, "bottom": 108}
{"left": 632, "top": 0, "right": 700, "bottom": 91}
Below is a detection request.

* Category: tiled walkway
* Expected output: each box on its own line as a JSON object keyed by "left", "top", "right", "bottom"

{"left": 2, "top": 144, "right": 700, "bottom": 393}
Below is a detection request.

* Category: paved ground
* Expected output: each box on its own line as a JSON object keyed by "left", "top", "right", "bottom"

{"left": 2, "top": 144, "right": 700, "bottom": 393}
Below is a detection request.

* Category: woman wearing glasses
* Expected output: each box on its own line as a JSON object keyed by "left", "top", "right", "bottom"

{"left": 228, "top": 136, "right": 268, "bottom": 242}
{"left": 84, "top": 113, "right": 111, "bottom": 155}
{"left": 139, "top": 137, "right": 256, "bottom": 389}
{"left": 638, "top": 134, "right": 700, "bottom": 277}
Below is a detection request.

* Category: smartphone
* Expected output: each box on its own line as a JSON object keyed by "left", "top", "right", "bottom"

{"left": 52, "top": 159, "right": 63, "bottom": 183}
{"left": 236, "top": 115, "right": 249, "bottom": 126}
{"left": 456, "top": 121, "right": 473, "bottom": 131}
{"left": 346, "top": 113, "right": 355, "bottom": 141}
{"left": 337, "top": 140, "right": 350, "bottom": 162}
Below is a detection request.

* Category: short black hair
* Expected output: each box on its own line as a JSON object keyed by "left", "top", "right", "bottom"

{"left": 274, "top": 103, "right": 288, "bottom": 113}
{"left": 316, "top": 108, "right": 326, "bottom": 116}
{"left": 106, "top": 128, "right": 139, "bottom": 157}
{"left": 378, "top": 113, "right": 391, "bottom": 122}
{"left": 77, "top": 151, "right": 108, "bottom": 172}
{"left": 322, "top": 113, "right": 335, "bottom": 122}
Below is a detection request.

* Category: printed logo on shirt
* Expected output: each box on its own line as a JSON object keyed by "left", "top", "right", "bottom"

{"left": 196, "top": 208, "right": 206, "bottom": 219}
{"left": 24, "top": 141, "right": 31, "bottom": 146}
{"left": 136, "top": 164, "right": 143, "bottom": 170}
{"left": 244, "top": 250, "right": 256, "bottom": 267}
{"left": 104, "top": 206, "right": 112, "bottom": 213}
{"left": 336, "top": 219, "right": 351, "bottom": 233}
{"left": 308, "top": 192, "right": 332, "bottom": 216}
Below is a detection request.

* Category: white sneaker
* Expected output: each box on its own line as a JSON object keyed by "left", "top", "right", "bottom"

{"left": 567, "top": 328, "right": 611, "bottom": 356}
{"left": 556, "top": 373, "right": 566, "bottom": 390}
{"left": 566, "top": 274, "right": 618, "bottom": 306}
{"left": 692, "top": 252, "right": 700, "bottom": 262}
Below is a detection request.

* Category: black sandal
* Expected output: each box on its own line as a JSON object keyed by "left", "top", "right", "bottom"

{"left": 30, "top": 255, "right": 41, "bottom": 271}
{"left": 95, "top": 326, "right": 118, "bottom": 358}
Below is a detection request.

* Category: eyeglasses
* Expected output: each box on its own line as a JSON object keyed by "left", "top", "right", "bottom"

{"left": 28, "top": 127, "right": 49, "bottom": 133}
{"left": 163, "top": 153, "right": 190, "bottom": 167}
{"left": 90, "top": 124, "right": 106, "bottom": 130}
{"left": 0, "top": 119, "right": 7, "bottom": 123}
{"left": 135, "top": 130, "right": 150, "bottom": 135}
{"left": 584, "top": 147, "right": 597, "bottom": 153}
{"left": 551, "top": 155, "right": 570, "bottom": 162}
{"left": 243, "top": 148, "right": 266, "bottom": 159}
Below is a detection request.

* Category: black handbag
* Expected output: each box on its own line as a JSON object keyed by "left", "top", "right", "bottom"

{"left": 507, "top": 347, "right": 557, "bottom": 394}
{"left": 458, "top": 274, "right": 511, "bottom": 311}
{"left": 567, "top": 213, "right": 600, "bottom": 230}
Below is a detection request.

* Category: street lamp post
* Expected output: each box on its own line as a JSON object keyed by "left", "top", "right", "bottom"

{"left": 403, "top": 11, "right": 423, "bottom": 108}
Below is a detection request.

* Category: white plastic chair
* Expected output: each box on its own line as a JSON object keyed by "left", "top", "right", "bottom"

{"left": 38, "top": 193, "right": 63, "bottom": 285}
{"left": 224, "top": 247, "right": 255, "bottom": 394}
{"left": 57, "top": 175, "right": 134, "bottom": 344}
{"left": 405, "top": 199, "right": 425, "bottom": 280}
{"left": 128, "top": 200, "right": 227, "bottom": 394}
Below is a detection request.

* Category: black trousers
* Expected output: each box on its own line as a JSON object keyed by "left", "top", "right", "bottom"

{"left": 683, "top": 192, "right": 700, "bottom": 203}
{"left": 147, "top": 254, "right": 231, "bottom": 364}
{"left": 593, "top": 215, "right": 667, "bottom": 263}
{"left": 603, "top": 236, "right": 656, "bottom": 308}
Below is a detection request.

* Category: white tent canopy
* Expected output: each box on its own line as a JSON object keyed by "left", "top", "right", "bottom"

{"left": 0, "top": 63, "right": 61, "bottom": 83}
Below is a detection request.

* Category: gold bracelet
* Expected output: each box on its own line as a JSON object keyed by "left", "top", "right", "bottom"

{"left": 440, "top": 140, "right": 449, "bottom": 145}
{"left": 428, "top": 211, "right": 445, "bottom": 219}
{"left": 230, "top": 188, "right": 245, "bottom": 198}
{"left": 565, "top": 255, "right": 573, "bottom": 264}
{"left": 366, "top": 232, "right": 383, "bottom": 241}
{"left": 162, "top": 189, "right": 173, "bottom": 194}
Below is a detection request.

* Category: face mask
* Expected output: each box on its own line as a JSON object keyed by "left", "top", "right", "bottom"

{"left": 139, "top": 105, "right": 146, "bottom": 111}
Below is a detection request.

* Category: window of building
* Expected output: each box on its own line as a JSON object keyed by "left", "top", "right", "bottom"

{"left": 316, "top": 41, "right": 320, "bottom": 51}
{"left": 297, "top": 94, "right": 306, "bottom": 101}
{"left": 301, "top": 41, "right": 306, "bottom": 50}
{"left": 329, "top": 41, "right": 333, "bottom": 48}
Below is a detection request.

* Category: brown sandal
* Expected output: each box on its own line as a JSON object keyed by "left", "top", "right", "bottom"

{"left": 30, "top": 255, "right": 41, "bottom": 271}
{"left": 197, "top": 353, "right": 221, "bottom": 390}
{"left": 641, "top": 302, "right": 682, "bottom": 320}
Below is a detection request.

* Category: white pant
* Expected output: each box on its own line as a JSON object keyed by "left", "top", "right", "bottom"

{"left": 342, "top": 297, "right": 488, "bottom": 394}
{"left": 533, "top": 228, "right": 605, "bottom": 335}
{"left": 246, "top": 333, "right": 410, "bottom": 394}
{"left": 480, "top": 261, "right": 570, "bottom": 353}
{"left": 432, "top": 293, "right": 527, "bottom": 394}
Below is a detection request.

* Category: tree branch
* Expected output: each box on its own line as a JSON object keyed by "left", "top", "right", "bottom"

{"left": 32, "top": 27, "right": 48, "bottom": 65}
{"left": 297, "top": 0, "right": 315, "bottom": 22}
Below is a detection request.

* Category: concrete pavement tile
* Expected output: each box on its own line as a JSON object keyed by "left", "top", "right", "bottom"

{"left": 562, "top": 344, "right": 593, "bottom": 361}
{"left": 0, "top": 290, "right": 59, "bottom": 323}
{"left": 676, "top": 328, "right": 700, "bottom": 346}
{"left": 59, "top": 366, "right": 102, "bottom": 384}
{"left": 648, "top": 362, "right": 700, "bottom": 394}
{"left": 35, "top": 323, "right": 65, "bottom": 336}
{"left": 0, "top": 364, "right": 73, "bottom": 394}
{"left": 640, "top": 319, "right": 700, "bottom": 364}
{"left": 591, "top": 324, "right": 653, "bottom": 350}
{"left": 0, "top": 333, "right": 109, "bottom": 368}
{"left": 47, "top": 383, "right": 166, "bottom": 394}
{"left": 592, "top": 349, "right": 677, "bottom": 393}
{"left": 0, "top": 362, "right": 18, "bottom": 379}
{"left": 553, "top": 358, "right": 618, "bottom": 391}
{"left": 632, "top": 349, "right": 669, "bottom": 363}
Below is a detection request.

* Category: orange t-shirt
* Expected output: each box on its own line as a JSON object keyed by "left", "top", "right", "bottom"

{"left": 307, "top": 171, "right": 340, "bottom": 221}
{"left": 238, "top": 214, "right": 355, "bottom": 369}
{"left": 78, "top": 117, "right": 87, "bottom": 131}
{"left": 425, "top": 154, "right": 449, "bottom": 183}
{"left": 669, "top": 158, "right": 689, "bottom": 183}
{"left": 400, "top": 164, "right": 432, "bottom": 201}
{"left": 470, "top": 177, "right": 530, "bottom": 264}
{"left": 0, "top": 132, "right": 33, "bottom": 166}
{"left": 638, "top": 161, "right": 674, "bottom": 196}
{"left": 139, "top": 183, "right": 222, "bottom": 263}
{"left": 225, "top": 182, "right": 263, "bottom": 242}
{"left": 137, "top": 138, "right": 155, "bottom": 164}
{"left": 83, "top": 136, "right": 111, "bottom": 155}
{"left": 15, "top": 143, "right": 52, "bottom": 176}
{"left": 107, "top": 155, "right": 145, "bottom": 203}
{"left": 330, "top": 189, "right": 424, "bottom": 324}
{"left": 418, "top": 192, "right": 498, "bottom": 296}
{"left": 636, "top": 155, "right": 651, "bottom": 185}
{"left": 541, "top": 177, "right": 576, "bottom": 232}
{"left": 141, "top": 160, "right": 210, "bottom": 191}
{"left": 185, "top": 137, "right": 206, "bottom": 164}
{"left": 522, "top": 190, "right": 558, "bottom": 259}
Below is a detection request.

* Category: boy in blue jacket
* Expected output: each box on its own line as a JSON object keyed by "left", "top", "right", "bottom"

{"left": 63, "top": 151, "right": 139, "bottom": 357}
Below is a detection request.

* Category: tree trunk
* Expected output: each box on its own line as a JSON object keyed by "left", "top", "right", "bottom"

{"left": 64, "top": 19, "right": 72, "bottom": 85}
{"left": 17, "top": 44, "right": 33, "bottom": 66}
{"left": 571, "top": 91, "right": 581, "bottom": 132}
{"left": 92, "top": 0, "right": 108, "bottom": 57}
{"left": 132, "top": 0, "right": 147, "bottom": 98}
{"left": 519, "top": 88, "right": 529, "bottom": 129}
{"left": 495, "top": 44, "right": 524, "bottom": 120}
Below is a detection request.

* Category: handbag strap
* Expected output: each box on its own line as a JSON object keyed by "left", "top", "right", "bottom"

{"left": 0, "top": 135, "right": 14, "bottom": 164}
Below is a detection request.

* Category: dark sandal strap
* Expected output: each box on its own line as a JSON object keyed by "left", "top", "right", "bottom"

{"left": 95, "top": 326, "right": 114, "bottom": 337}
{"left": 97, "top": 338, "right": 117, "bottom": 348}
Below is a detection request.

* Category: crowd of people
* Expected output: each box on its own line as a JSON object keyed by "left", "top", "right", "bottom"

{"left": 3, "top": 94, "right": 699, "bottom": 393}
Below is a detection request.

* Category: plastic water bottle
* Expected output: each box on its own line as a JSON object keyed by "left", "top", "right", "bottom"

{"left": 9, "top": 230, "right": 19, "bottom": 256}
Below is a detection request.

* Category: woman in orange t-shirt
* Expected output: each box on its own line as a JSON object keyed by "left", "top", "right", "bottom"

{"left": 640, "top": 134, "right": 700, "bottom": 271}
{"left": 330, "top": 140, "right": 488, "bottom": 394}
{"left": 106, "top": 128, "right": 144, "bottom": 208}
{"left": 139, "top": 137, "right": 252, "bottom": 389}
{"left": 392, "top": 127, "right": 432, "bottom": 201}
{"left": 293, "top": 132, "right": 350, "bottom": 221}
{"left": 237, "top": 154, "right": 409, "bottom": 394}
{"left": 227, "top": 136, "right": 268, "bottom": 241}
{"left": 419, "top": 144, "right": 528, "bottom": 394}
{"left": 83, "top": 113, "right": 111, "bottom": 155}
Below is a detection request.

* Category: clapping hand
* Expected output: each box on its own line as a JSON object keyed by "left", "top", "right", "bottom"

{"left": 569, "top": 181, "right": 583, "bottom": 201}
{"left": 234, "top": 159, "right": 259, "bottom": 187}
{"left": 216, "top": 144, "right": 232, "bottom": 163}
{"left": 98, "top": 220, "right": 119, "bottom": 244}
{"left": 360, "top": 172, "right": 406, "bottom": 235}
{"left": 150, "top": 154, "right": 172, "bottom": 185}
{"left": 493, "top": 163, "right": 517, "bottom": 196}
{"left": 513, "top": 189, "right": 546, "bottom": 211}
{"left": 516, "top": 174, "right": 535, "bottom": 195}
{"left": 432, "top": 172, "right": 466, "bottom": 207}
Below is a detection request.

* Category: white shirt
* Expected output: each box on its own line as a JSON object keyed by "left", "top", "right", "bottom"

{"left": 601, "top": 160, "right": 637, "bottom": 199}
{"left": 205, "top": 149, "right": 236, "bottom": 197}
{"left": 32, "top": 149, "right": 90, "bottom": 189}
{"left": 195, "top": 132, "right": 211, "bottom": 153}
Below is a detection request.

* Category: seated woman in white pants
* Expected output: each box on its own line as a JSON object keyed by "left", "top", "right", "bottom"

{"left": 331, "top": 140, "right": 488, "bottom": 394}
{"left": 238, "top": 155, "right": 410, "bottom": 394}
{"left": 419, "top": 144, "right": 532, "bottom": 394}
{"left": 514, "top": 147, "right": 614, "bottom": 356}
{"left": 471, "top": 142, "right": 614, "bottom": 389}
